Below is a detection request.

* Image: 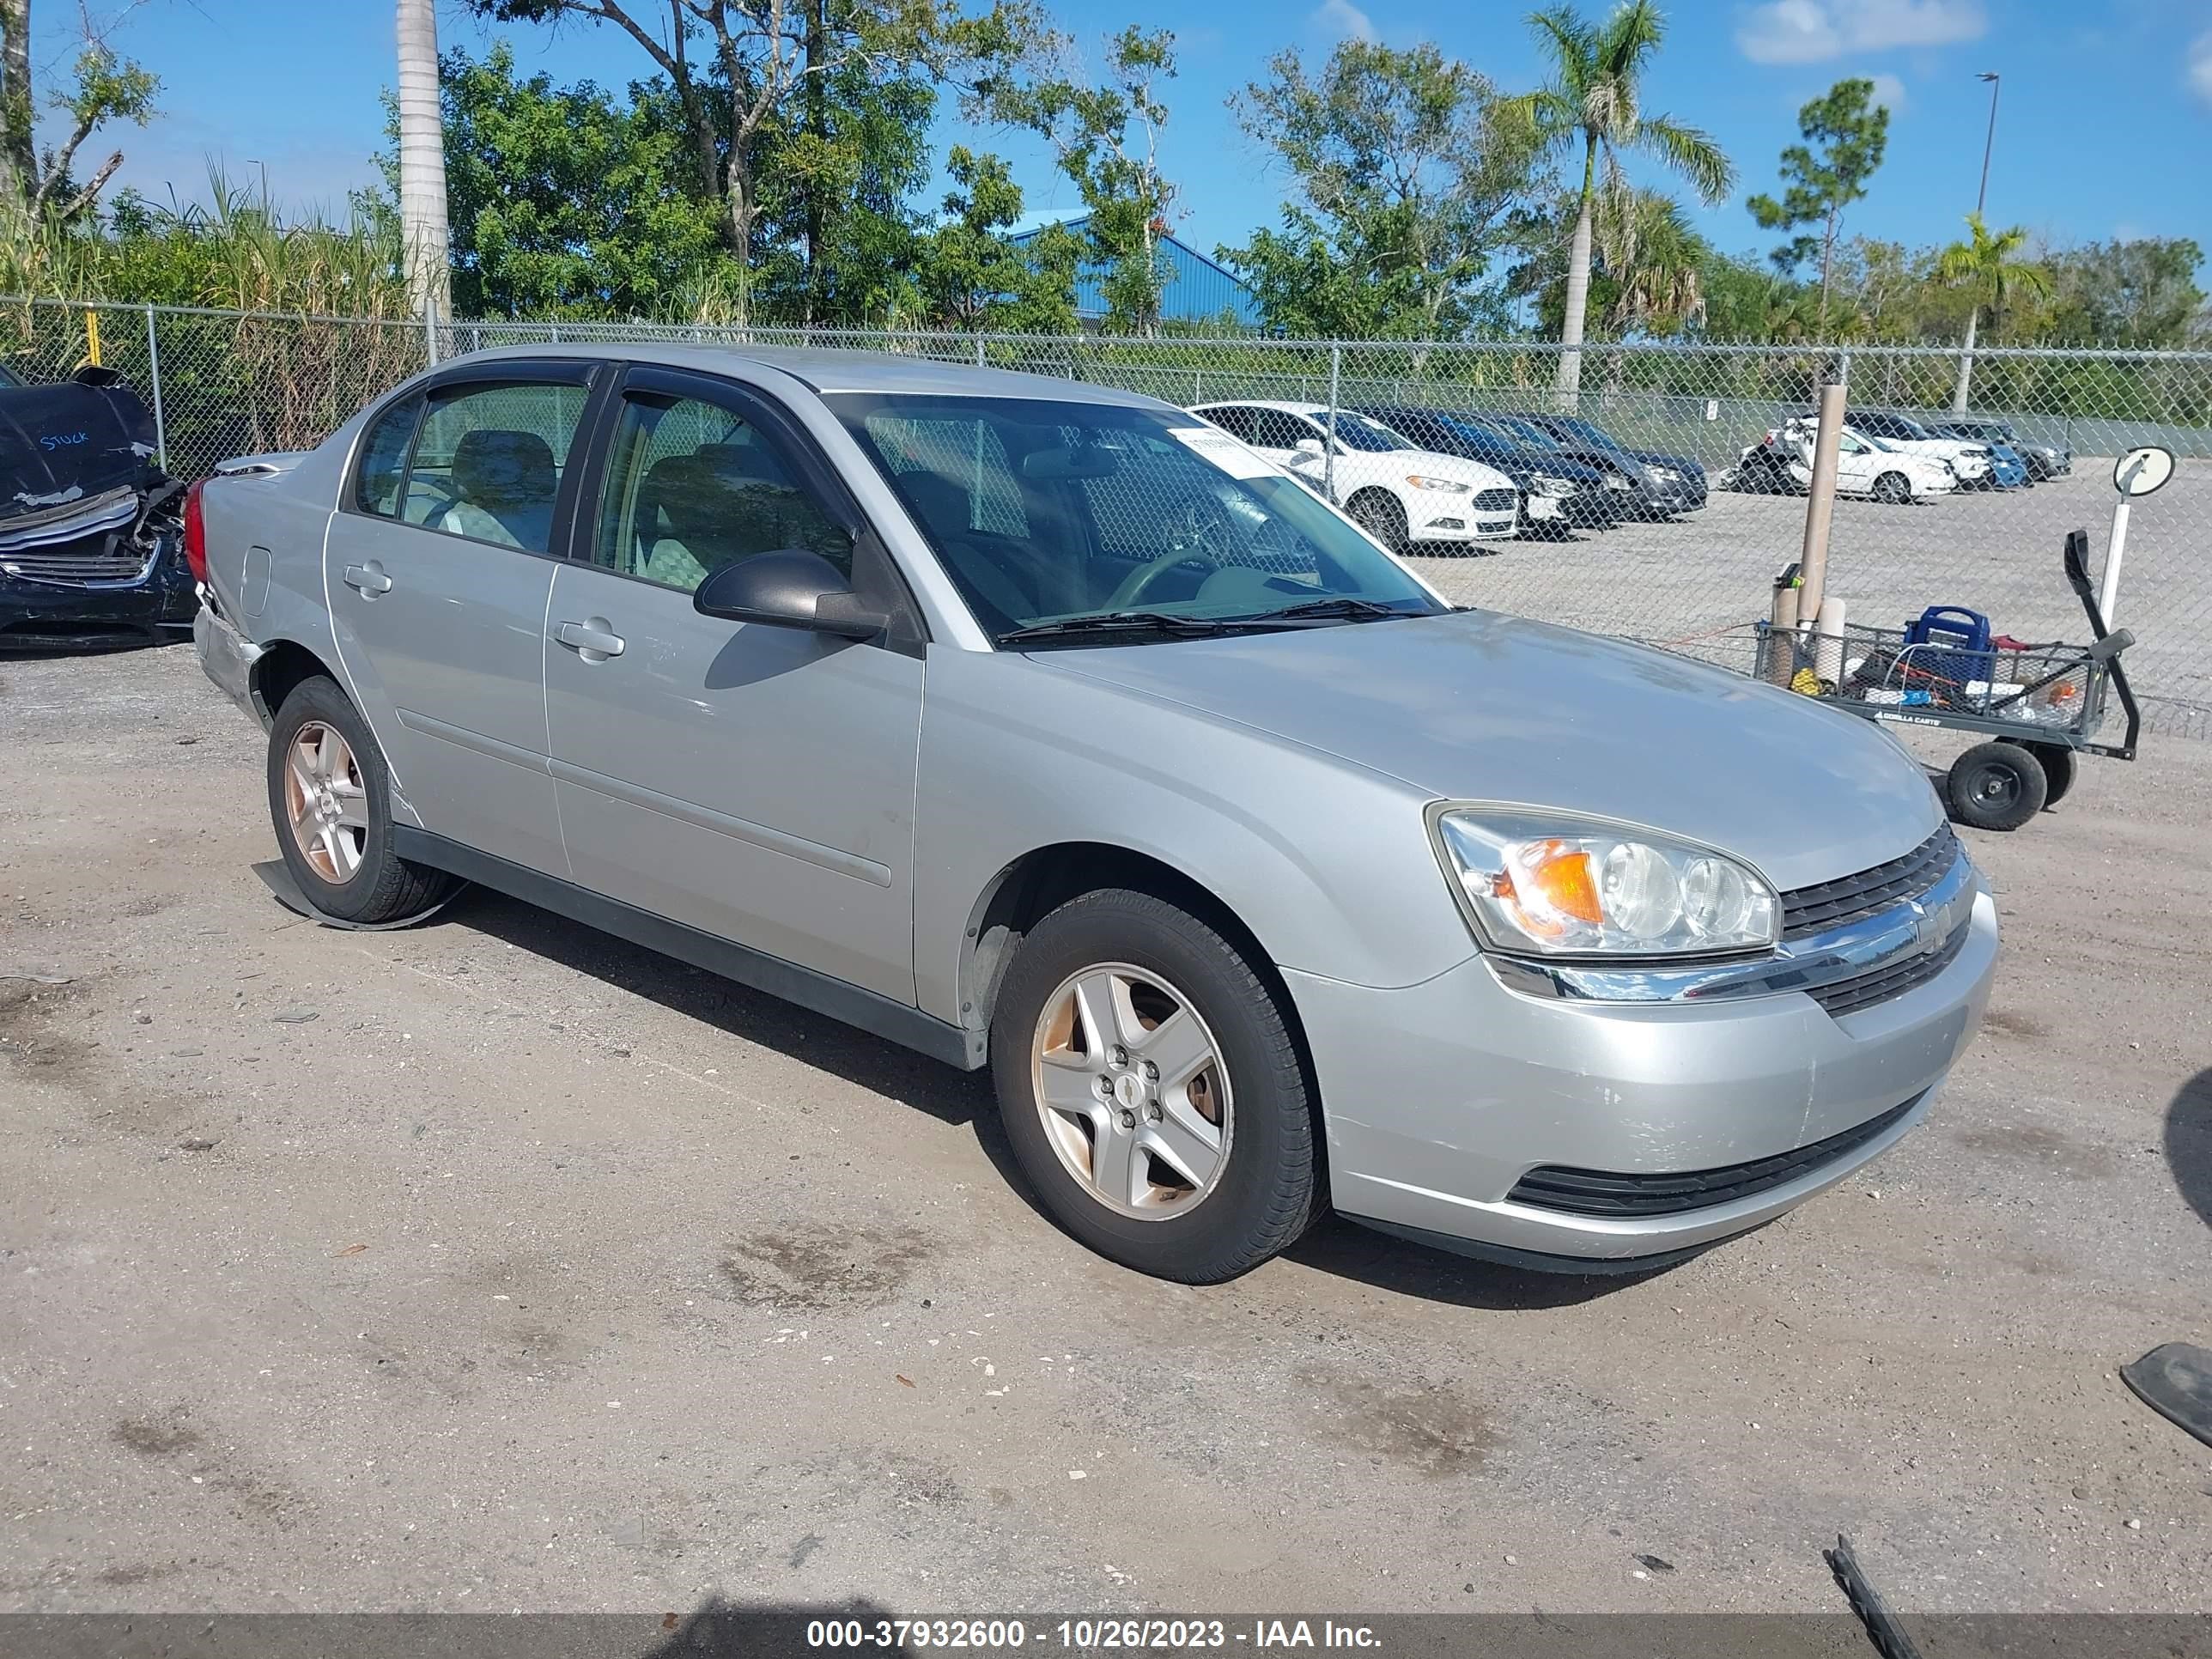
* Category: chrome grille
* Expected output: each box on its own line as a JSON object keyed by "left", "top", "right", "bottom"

{"left": 1780, "top": 825, "right": 1959, "bottom": 941}
{"left": 1808, "top": 921, "right": 1970, "bottom": 1018}
{"left": 0, "top": 532, "right": 149, "bottom": 584}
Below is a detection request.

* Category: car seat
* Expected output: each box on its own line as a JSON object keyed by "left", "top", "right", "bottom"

{"left": 436, "top": 429, "right": 557, "bottom": 550}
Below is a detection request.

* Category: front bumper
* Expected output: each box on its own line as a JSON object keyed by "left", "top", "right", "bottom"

{"left": 1415, "top": 510, "right": 1520, "bottom": 543}
{"left": 0, "top": 556, "right": 195, "bottom": 652}
{"left": 1287, "top": 879, "right": 1997, "bottom": 1267}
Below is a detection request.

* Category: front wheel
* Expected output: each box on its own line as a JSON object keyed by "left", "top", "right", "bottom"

{"left": 1873, "top": 471, "right": 1912, "bottom": 505}
{"left": 1947, "top": 740, "right": 2048, "bottom": 831}
{"left": 988, "top": 889, "right": 1321, "bottom": 1283}
{"left": 1346, "top": 490, "right": 1409, "bottom": 553}
{"left": 267, "top": 676, "right": 453, "bottom": 922}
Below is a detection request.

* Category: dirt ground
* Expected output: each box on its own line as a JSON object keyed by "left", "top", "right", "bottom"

{"left": 2, "top": 641, "right": 2208, "bottom": 1618}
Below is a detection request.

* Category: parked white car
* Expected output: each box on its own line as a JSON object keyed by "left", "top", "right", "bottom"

{"left": 1740, "top": 417, "right": 1959, "bottom": 504}
{"left": 1823, "top": 408, "right": 1991, "bottom": 484}
{"left": 1191, "top": 399, "right": 1521, "bottom": 550}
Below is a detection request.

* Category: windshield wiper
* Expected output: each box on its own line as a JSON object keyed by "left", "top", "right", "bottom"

{"left": 996, "top": 611, "right": 1249, "bottom": 645}
{"left": 1237, "top": 596, "right": 1413, "bottom": 624}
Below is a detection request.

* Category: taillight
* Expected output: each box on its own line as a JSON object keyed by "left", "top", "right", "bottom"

{"left": 182, "top": 478, "right": 208, "bottom": 586}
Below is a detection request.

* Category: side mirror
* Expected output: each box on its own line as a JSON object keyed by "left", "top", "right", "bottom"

{"left": 1293, "top": 435, "right": 1326, "bottom": 458}
{"left": 692, "top": 549, "right": 887, "bottom": 641}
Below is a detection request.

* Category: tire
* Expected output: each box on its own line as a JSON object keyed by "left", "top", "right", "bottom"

{"left": 988, "top": 888, "right": 1322, "bottom": 1283}
{"left": 1873, "top": 471, "right": 1911, "bottom": 505}
{"left": 2002, "top": 738, "right": 2077, "bottom": 807}
{"left": 1946, "top": 740, "right": 2048, "bottom": 831}
{"left": 1347, "top": 489, "right": 1409, "bottom": 553}
{"left": 267, "top": 676, "right": 453, "bottom": 923}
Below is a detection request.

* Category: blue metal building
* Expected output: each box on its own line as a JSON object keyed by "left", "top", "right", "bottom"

{"left": 1006, "top": 209, "right": 1262, "bottom": 331}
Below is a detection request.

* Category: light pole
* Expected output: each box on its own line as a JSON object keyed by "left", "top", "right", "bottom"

{"left": 1974, "top": 71, "right": 2000, "bottom": 217}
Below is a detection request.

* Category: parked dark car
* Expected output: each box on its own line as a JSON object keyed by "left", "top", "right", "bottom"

{"left": 1937, "top": 416, "right": 2070, "bottom": 482}
{"left": 0, "top": 366, "right": 193, "bottom": 651}
{"left": 1503, "top": 412, "right": 1709, "bottom": 518}
{"left": 1353, "top": 405, "right": 1618, "bottom": 532}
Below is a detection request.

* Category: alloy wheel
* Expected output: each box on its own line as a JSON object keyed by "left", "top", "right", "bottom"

{"left": 1030, "top": 963, "right": 1233, "bottom": 1219}
{"left": 283, "top": 720, "right": 369, "bottom": 883}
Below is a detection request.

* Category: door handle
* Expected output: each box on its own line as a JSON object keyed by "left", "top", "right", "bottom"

{"left": 342, "top": 562, "right": 392, "bottom": 597}
{"left": 553, "top": 619, "right": 626, "bottom": 659}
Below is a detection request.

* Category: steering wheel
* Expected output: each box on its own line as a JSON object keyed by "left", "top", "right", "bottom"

{"left": 1102, "top": 494, "right": 1236, "bottom": 611}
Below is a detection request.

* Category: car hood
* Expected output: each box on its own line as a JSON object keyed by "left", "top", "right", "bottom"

{"left": 1033, "top": 610, "right": 1942, "bottom": 892}
{"left": 1395, "top": 447, "right": 1513, "bottom": 490}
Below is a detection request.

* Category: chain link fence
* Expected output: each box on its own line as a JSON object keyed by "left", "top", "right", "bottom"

{"left": 9, "top": 295, "right": 2205, "bottom": 739}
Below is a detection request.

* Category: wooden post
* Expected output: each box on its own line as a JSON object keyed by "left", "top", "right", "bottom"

{"left": 1796, "top": 355, "right": 1850, "bottom": 624}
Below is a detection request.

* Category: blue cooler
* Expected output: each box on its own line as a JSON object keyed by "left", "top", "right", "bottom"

{"left": 1902, "top": 605, "right": 1996, "bottom": 685}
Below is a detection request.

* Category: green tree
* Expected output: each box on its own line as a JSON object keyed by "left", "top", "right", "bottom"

{"left": 1220, "top": 40, "right": 1540, "bottom": 339}
{"left": 390, "top": 44, "right": 721, "bottom": 319}
{"left": 466, "top": 0, "right": 1039, "bottom": 320}
{"left": 1512, "top": 184, "right": 1710, "bottom": 340}
{"left": 1745, "top": 76, "right": 1888, "bottom": 329}
{"left": 2038, "top": 237, "right": 2205, "bottom": 345}
{"left": 1504, "top": 1, "right": 1732, "bottom": 393}
{"left": 909, "top": 145, "right": 1079, "bottom": 330}
{"left": 1936, "top": 211, "right": 2051, "bottom": 409}
{"left": 0, "top": 0, "right": 157, "bottom": 221}
{"left": 991, "top": 27, "right": 1179, "bottom": 332}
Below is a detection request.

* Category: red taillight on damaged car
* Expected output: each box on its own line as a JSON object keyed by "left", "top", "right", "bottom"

{"left": 182, "top": 478, "right": 208, "bottom": 586}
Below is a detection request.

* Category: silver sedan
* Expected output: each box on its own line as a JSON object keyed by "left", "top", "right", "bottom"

{"left": 191, "top": 345, "right": 1996, "bottom": 1282}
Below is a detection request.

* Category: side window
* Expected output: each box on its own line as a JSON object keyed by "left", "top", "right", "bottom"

{"left": 593, "top": 391, "right": 852, "bottom": 594}
{"left": 353, "top": 394, "right": 422, "bottom": 517}
{"left": 1203, "top": 405, "right": 1256, "bottom": 442}
{"left": 1252, "top": 410, "right": 1312, "bottom": 450}
{"left": 1839, "top": 433, "right": 1866, "bottom": 453}
{"left": 400, "top": 380, "right": 588, "bottom": 554}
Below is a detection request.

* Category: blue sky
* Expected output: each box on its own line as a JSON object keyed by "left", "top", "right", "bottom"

{"left": 33, "top": 0, "right": 2211, "bottom": 275}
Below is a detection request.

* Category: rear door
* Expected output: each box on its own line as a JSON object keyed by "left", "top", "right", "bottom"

{"left": 325, "top": 362, "right": 601, "bottom": 876}
{"left": 541, "top": 366, "right": 924, "bottom": 1001}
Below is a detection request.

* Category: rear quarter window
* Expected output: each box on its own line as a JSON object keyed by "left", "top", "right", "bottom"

{"left": 353, "top": 394, "right": 422, "bottom": 517}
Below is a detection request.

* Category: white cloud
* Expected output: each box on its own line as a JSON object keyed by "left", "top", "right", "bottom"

{"left": 2189, "top": 30, "right": 2212, "bottom": 107}
{"left": 1868, "top": 72, "right": 1908, "bottom": 113}
{"left": 1735, "top": 0, "right": 1985, "bottom": 65}
{"left": 1312, "top": 0, "right": 1376, "bottom": 41}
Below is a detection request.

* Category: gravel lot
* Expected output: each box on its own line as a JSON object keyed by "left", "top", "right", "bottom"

{"left": 1412, "top": 468, "right": 2209, "bottom": 740}
{"left": 2, "top": 641, "right": 2209, "bottom": 1620}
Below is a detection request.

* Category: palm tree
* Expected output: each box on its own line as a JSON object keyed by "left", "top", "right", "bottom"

{"left": 1936, "top": 211, "right": 2049, "bottom": 411}
{"left": 395, "top": 0, "right": 451, "bottom": 327}
{"left": 1509, "top": 2, "right": 1733, "bottom": 398}
{"left": 1598, "top": 186, "right": 1705, "bottom": 336}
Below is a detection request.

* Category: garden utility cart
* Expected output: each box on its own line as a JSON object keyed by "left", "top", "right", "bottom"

{"left": 1754, "top": 530, "right": 2140, "bottom": 832}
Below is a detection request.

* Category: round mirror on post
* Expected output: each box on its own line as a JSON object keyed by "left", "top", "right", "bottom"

{"left": 2112, "top": 445, "right": 2175, "bottom": 498}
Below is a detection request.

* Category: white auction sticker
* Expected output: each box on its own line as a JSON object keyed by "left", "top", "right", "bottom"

{"left": 1168, "top": 426, "right": 1274, "bottom": 479}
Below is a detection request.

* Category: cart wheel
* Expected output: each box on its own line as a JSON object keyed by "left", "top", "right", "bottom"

{"left": 1947, "top": 741, "right": 2048, "bottom": 831}
{"left": 2001, "top": 738, "right": 2077, "bottom": 808}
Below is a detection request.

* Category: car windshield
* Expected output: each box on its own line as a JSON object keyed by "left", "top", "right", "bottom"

{"left": 1538, "top": 416, "right": 1626, "bottom": 452}
{"left": 1492, "top": 416, "right": 1565, "bottom": 450}
{"left": 828, "top": 392, "right": 1448, "bottom": 646}
{"left": 1322, "top": 412, "right": 1414, "bottom": 453}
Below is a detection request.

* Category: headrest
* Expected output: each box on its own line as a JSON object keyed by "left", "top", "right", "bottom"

{"left": 451, "top": 428, "right": 556, "bottom": 507}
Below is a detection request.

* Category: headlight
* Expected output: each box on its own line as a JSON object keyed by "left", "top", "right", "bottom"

{"left": 1645, "top": 465, "right": 1681, "bottom": 482}
{"left": 1530, "top": 472, "right": 1575, "bottom": 495}
{"left": 1406, "top": 475, "right": 1470, "bottom": 493}
{"left": 1431, "top": 807, "right": 1778, "bottom": 958}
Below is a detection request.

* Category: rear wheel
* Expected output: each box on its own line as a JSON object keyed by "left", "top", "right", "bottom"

{"left": 1347, "top": 489, "right": 1409, "bottom": 553}
{"left": 1873, "top": 471, "right": 1912, "bottom": 505}
{"left": 989, "top": 888, "right": 1321, "bottom": 1283}
{"left": 1946, "top": 740, "right": 2048, "bottom": 831}
{"left": 2002, "top": 738, "right": 2078, "bottom": 807}
{"left": 267, "top": 676, "right": 453, "bottom": 922}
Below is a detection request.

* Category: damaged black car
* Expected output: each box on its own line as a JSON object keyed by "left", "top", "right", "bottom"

{"left": 0, "top": 363, "right": 194, "bottom": 652}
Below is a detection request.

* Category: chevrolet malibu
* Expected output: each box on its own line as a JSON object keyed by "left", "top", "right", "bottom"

{"left": 191, "top": 346, "right": 1997, "bottom": 1284}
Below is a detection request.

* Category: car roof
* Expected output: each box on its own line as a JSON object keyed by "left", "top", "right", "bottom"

{"left": 434, "top": 342, "right": 1170, "bottom": 409}
{"left": 1193, "top": 398, "right": 1328, "bottom": 416}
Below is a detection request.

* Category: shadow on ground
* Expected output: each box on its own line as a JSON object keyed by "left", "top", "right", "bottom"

{"left": 396, "top": 886, "right": 1670, "bottom": 1311}
{"left": 2167, "top": 1068, "right": 2211, "bottom": 1231}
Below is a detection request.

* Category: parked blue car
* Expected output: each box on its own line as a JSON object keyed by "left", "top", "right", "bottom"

{"left": 1932, "top": 423, "right": 2029, "bottom": 489}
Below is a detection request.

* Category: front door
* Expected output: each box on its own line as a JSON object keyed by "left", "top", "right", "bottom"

{"left": 542, "top": 368, "right": 923, "bottom": 1002}
{"left": 324, "top": 366, "right": 599, "bottom": 876}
